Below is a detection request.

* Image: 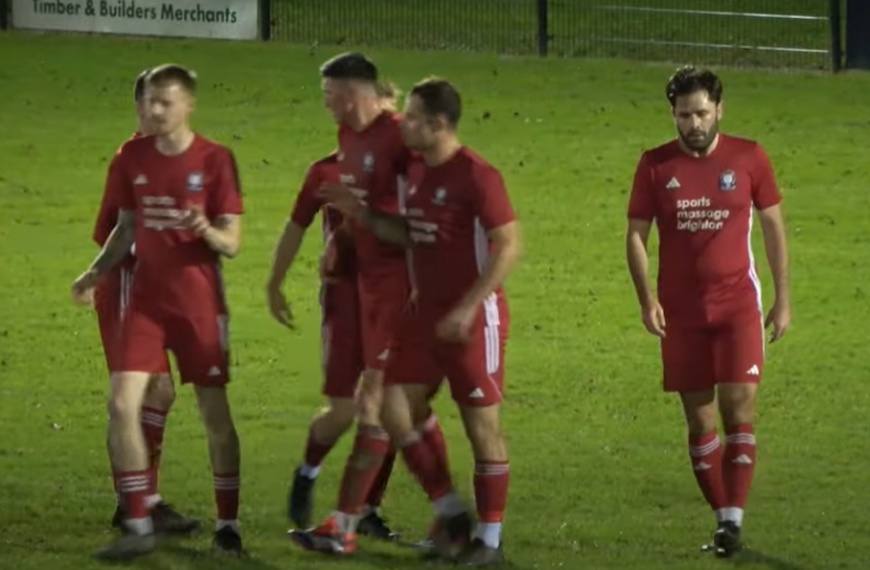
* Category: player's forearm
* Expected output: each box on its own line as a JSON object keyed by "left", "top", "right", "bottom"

{"left": 203, "top": 224, "right": 241, "bottom": 258}
{"left": 360, "top": 208, "right": 412, "bottom": 248}
{"left": 626, "top": 232, "right": 656, "bottom": 307}
{"left": 458, "top": 236, "right": 521, "bottom": 310}
{"left": 89, "top": 221, "right": 135, "bottom": 276}
{"left": 267, "top": 222, "right": 305, "bottom": 290}
{"left": 761, "top": 219, "right": 790, "bottom": 303}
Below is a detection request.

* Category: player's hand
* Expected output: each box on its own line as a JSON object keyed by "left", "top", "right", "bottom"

{"left": 71, "top": 269, "right": 99, "bottom": 306}
{"left": 267, "top": 286, "right": 295, "bottom": 329}
{"left": 437, "top": 303, "right": 476, "bottom": 343}
{"left": 318, "top": 182, "right": 364, "bottom": 218}
{"left": 641, "top": 299, "right": 667, "bottom": 338}
{"left": 765, "top": 298, "right": 791, "bottom": 342}
{"left": 179, "top": 204, "right": 211, "bottom": 236}
{"left": 404, "top": 288, "right": 419, "bottom": 314}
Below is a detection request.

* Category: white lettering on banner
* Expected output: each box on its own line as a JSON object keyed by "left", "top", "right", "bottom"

{"left": 675, "top": 197, "right": 730, "bottom": 232}
{"left": 13, "top": 0, "right": 258, "bottom": 40}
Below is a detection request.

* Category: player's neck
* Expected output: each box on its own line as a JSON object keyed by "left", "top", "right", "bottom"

{"left": 155, "top": 126, "right": 195, "bottom": 156}
{"left": 346, "top": 102, "right": 383, "bottom": 132}
{"left": 679, "top": 133, "right": 721, "bottom": 158}
{"left": 423, "top": 137, "right": 462, "bottom": 167}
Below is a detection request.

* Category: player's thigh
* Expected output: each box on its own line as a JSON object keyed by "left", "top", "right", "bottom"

{"left": 382, "top": 338, "right": 442, "bottom": 435}
{"left": 320, "top": 304, "right": 364, "bottom": 400}
{"left": 94, "top": 270, "right": 125, "bottom": 373}
{"left": 119, "top": 307, "right": 169, "bottom": 376}
{"left": 438, "top": 322, "right": 506, "bottom": 408}
{"left": 358, "top": 286, "right": 404, "bottom": 372}
{"left": 165, "top": 313, "right": 230, "bottom": 387}
{"left": 660, "top": 326, "right": 715, "bottom": 393}
{"left": 713, "top": 313, "right": 765, "bottom": 385}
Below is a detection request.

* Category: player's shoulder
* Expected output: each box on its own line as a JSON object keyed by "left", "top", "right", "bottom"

{"left": 639, "top": 139, "right": 682, "bottom": 167}
{"left": 306, "top": 152, "right": 339, "bottom": 177}
{"left": 720, "top": 133, "right": 768, "bottom": 161}
{"left": 457, "top": 147, "right": 503, "bottom": 181}
{"left": 194, "top": 133, "right": 234, "bottom": 157}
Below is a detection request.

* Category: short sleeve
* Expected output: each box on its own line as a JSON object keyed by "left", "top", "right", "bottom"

{"left": 208, "top": 147, "right": 244, "bottom": 217}
{"left": 290, "top": 163, "right": 327, "bottom": 229}
{"left": 472, "top": 165, "right": 516, "bottom": 231}
{"left": 750, "top": 144, "right": 782, "bottom": 210}
{"left": 92, "top": 153, "right": 126, "bottom": 245}
{"left": 112, "top": 149, "right": 136, "bottom": 212}
{"left": 627, "top": 152, "right": 656, "bottom": 221}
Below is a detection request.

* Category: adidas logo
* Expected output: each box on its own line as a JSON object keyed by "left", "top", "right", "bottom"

{"left": 377, "top": 349, "right": 390, "bottom": 361}
{"left": 732, "top": 454, "right": 754, "bottom": 465}
{"left": 208, "top": 366, "right": 221, "bottom": 377}
{"left": 666, "top": 177, "right": 680, "bottom": 190}
{"left": 746, "top": 364, "right": 760, "bottom": 376}
{"left": 693, "top": 461, "right": 712, "bottom": 471}
{"left": 469, "top": 388, "right": 484, "bottom": 399}
{"left": 134, "top": 174, "right": 148, "bottom": 186}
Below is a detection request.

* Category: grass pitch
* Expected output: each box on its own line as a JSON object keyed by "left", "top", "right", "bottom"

{"left": 1, "top": 30, "right": 869, "bottom": 570}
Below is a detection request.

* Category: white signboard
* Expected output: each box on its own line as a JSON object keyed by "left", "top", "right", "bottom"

{"left": 12, "top": 0, "right": 259, "bottom": 40}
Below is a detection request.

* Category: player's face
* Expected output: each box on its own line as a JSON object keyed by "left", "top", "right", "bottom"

{"left": 321, "top": 78, "right": 349, "bottom": 124}
{"left": 400, "top": 95, "right": 437, "bottom": 151}
{"left": 672, "top": 90, "right": 722, "bottom": 152}
{"left": 146, "top": 83, "right": 194, "bottom": 136}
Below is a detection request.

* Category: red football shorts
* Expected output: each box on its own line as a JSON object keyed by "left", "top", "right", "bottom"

{"left": 320, "top": 279, "right": 364, "bottom": 399}
{"left": 358, "top": 276, "right": 409, "bottom": 371}
{"left": 385, "top": 295, "right": 509, "bottom": 407}
{"left": 94, "top": 264, "right": 170, "bottom": 375}
{"left": 661, "top": 312, "right": 765, "bottom": 393}
{"left": 119, "top": 301, "right": 229, "bottom": 387}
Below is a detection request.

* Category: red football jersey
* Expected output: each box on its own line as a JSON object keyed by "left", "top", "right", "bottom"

{"left": 93, "top": 132, "right": 142, "bottom": 269}
{"left": 113, "top": 134, "right": 244, "bottom": 315}
{"left": 627, "top": 134, "right": 782, "bottom": 325}
{"left": 290, "top": 153, "right": 356, "bottom": 278}
{"left": 337, "top": 111, "right": 411, "bottom": 283}
{"left": 405, "top": 147, "right": 516, "bottom": 311}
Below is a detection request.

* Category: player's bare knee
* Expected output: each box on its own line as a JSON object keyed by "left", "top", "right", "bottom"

{"left": 144, "top": 374, "right": 175, "bottom": 410}
{"left": 460, "top": 405, "right": 506, "bottom": 461}
{"left": 718, "top": 387, "right": 757, "bottom": 428}
{"left": 318, "top": 398, "right": 356, "bottom": 432}
{"left": 679, "top": 390, "right": 718, "bottom": 435}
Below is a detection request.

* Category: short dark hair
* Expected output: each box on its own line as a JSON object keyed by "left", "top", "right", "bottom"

{"left": 666, "top": 66, "right": 723, "bottom": 107}
{"left": 410, "top": 77, "right": 462, "bottom": 128}
{"left": 320, "top": 52, "right": 378, "bottom": 82}
{"left": 146, "top": 63, "right": 197, "bottom": 94}
{"left": 133, "top": 68, "right": 150, "bottom": 102}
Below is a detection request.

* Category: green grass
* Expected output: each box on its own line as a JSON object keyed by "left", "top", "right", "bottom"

{"left": 2, "top": 29, "right": 870, "bottom": 570}
{"left": 270, "top": 0, "right": 833, "bottom": 68}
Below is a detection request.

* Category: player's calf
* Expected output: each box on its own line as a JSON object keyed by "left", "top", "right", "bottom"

{"left": 459, "top": 404, "right": 509, "bottom": 554}
{"left": 717, "top": 383, "right": 759, "bottom": 532}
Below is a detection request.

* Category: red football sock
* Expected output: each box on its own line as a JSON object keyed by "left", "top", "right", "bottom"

{"left": 214, "top": 472, "right": 240, "bottom": 521}
{"left": 365, "top": 449, "right": 396, "bottom": 508}
{"left": 688, "top": 431, "right": 727, "bottom": 511}
{"left": 303, "top": 427, "right": 337, "bottom": 469}
{"left": 336, "top": 425, "right": 389, "bottom": 514}
{"left": 723, "top": 424, "right": 757, "bottom": 509}
{"left": 400, "top": 436, "right": 453, "bottom": 502}
{"left": 117, "top": 469, "right": 150, "bottom": 520}
{"left": 474, "top": 461, "right": 509, "bottom": 523}
{"left": 140, "top": 406, "right": 167, "bottom": 497}
{"left": 420, "top": 412, "right": 450, "bottom": 477}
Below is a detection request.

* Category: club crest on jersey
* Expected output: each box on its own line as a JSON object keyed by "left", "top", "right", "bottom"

{"left": 719, "top": 170, "right": 737, "bottom": 191}
{"left": 362, "top": 152, "right": 375, "bottom": 172}
{"left": 187, "top": 171, "right": 204, "bottom": 192}
{"left": 432, "top": 187, "right": 448, "bottom": 205}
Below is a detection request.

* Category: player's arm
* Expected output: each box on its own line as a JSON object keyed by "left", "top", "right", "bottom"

{"left": 457, "top": 221, "right": 521, "bottom": 310}
{"left": 89, "top": 209, "right": 137, "bottom": 276}
{"left": 625, "top": 218, "right": 656, "bottom": 308}
{"left": 758, "top": 205, "right": 789, "bottom": 301}
{"left": 267, "top": 220, "right": 306, "bottom": 291}
{"left": 359, "top": 208, "right": 413, "bottom": 247}
{"left": 201, "top": 214, "right": 241, "bottom": 258}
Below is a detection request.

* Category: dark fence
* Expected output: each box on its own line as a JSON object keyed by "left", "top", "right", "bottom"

{"left": 269, "top": 0, "right": 838, "bottom": 70}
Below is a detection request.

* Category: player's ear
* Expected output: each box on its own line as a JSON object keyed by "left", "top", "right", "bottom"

{"left": 716, "top": 100, "right": 724, "bottom": 120}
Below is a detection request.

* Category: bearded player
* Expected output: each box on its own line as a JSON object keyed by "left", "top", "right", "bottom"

{"left": 287, "top": 53, "right": 450, "bottom": 556}
{"left": 321, "top": 77, "right": 521, "bottom": 566}
{"left": 625, "top": 66, "right": 791, "bottom": 557}
{"left": 72, "top": 64, "right": 245, "bottom": 560}
{"left": 268, "top": 87, "right": 412, "bottom": 540}
{"left": 92, "top": 68, "right": 200, "bottom": 537}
